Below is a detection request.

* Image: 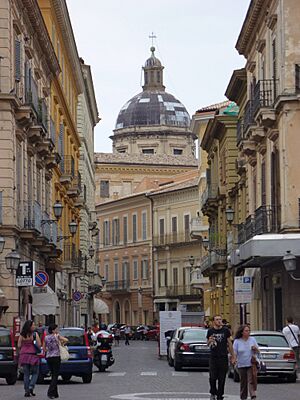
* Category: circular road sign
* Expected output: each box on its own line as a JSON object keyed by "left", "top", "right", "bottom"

{"left": 72, "top": 290, "right": 82, "bottom": 302}
{"left": 35, "top": 270, "right": 49, "bottom": 287}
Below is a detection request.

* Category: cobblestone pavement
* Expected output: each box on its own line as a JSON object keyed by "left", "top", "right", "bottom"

{"left": 0, "top": 340, "right": 299, "bottom": 400}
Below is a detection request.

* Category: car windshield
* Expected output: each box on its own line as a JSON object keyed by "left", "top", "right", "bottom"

{"left": 0, "top": 330, "right": 11, "bottom": 346}
{"left": 181, "top": 329, "right": 207, "bottom": 341}
{"left": 252, "top": 334, "right": 289, "bottom": 347}
{"left": 60, "top": 329, "right": 85, "bottom": 346}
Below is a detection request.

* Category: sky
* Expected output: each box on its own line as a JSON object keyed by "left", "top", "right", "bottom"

{"left": 68, "top": 0, "right": 250, "bottom": 153}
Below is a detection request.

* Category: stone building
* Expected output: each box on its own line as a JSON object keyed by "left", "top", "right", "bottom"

{"left": 0, "top": 0, "right": 60, "bottom": 326}
{"left": 226, "top": 0, "right": 300, "bottom": 330}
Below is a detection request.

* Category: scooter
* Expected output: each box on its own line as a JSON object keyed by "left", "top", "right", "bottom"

{"left": 93, "top": 331, "right": 115, "bottom": 372}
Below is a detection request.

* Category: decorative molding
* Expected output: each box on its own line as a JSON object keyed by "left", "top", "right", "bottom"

{"left": 267, "top": 14, "right": 277, "bottom": 30}
{"left": 246, "top": 60, "right": 256, "bottom": 73}
{"left": 256, "top": 39, "right": 266, "bottom": 53}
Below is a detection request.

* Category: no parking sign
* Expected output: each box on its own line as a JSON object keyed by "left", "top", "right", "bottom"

{"left": 35, "top": 270, "right": 49, "bottom": 287}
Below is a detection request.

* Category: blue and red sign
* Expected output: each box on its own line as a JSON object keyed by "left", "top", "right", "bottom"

{"left": 72, "top": 290, "right": 82, "bottom": 302}
{"left": 35, "top": 270, "right": 49, "bottom": 287}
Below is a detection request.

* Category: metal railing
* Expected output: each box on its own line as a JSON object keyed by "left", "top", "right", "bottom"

{"left": 244, "top": 100, "right": 255, "bottom": 133}
{"left": 22, "top": 200, "right": 42, "bottom": 232}
{"left": 63, "top": 244, "right": 82, "bottom": 268}
{"left": 38, "top": 98, "right": 48, "bottom": 132}
{"left": 25, "top": 78, "right": 39, "bottom": 115}
{"left": 237, "top": 117, "right": 245, "bottom": 145}
{"left": 253, "top": 79, "right": 278, "bottom": 116}
{"left": 201, "top": 184, "right": 218, "bottom": 207}
{"left": 60, "top": 155, "right": 75, "bottom": 178}
{"left": 153, "top": 231, "right": 193, "bottom": 246}
{"left": 165, "top": 285, "right": 200, "bottom": 297}
{"left": 105, "top": 280, "right": 130, "bottom": 291}
{"left": 50, "top": 118, "right": 56, "bottom": 144}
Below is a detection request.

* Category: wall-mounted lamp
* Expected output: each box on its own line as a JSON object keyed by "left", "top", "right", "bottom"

{"left": 282, "top": 250, "right": 300, "bottom": 280}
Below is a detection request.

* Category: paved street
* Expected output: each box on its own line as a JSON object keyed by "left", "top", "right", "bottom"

{"left": 0, "top": 341, "right": 299, "bottom": 400}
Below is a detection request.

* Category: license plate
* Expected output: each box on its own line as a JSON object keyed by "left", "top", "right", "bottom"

{"left": 195, "top": 345, "right": 205, "bottom": 350}
{"left": 261, "top": 353, "right": 277, "bottom": 359}
{"left": 101, "top": 354, "right": 107, "bottom": 362}
{"left": 68, "top": 353, "right": 77, "bottom": 359}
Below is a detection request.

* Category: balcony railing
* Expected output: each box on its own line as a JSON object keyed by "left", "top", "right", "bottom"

{"left": 165, "top": 285, "right": 201, "bottom": 297}
{"left": 201, "top": 184, "right": 218, "bottom": 207}
{"left": 105, "top": 280, "right": 130, "bottom": 292}
{"left": 22, "top": 200, "right": 42, "bottom": 232}
{"left": 237, "top": 117, "right": 245, "bottom": 145}
{"left": 237, "top": 205, "right": 279, "bottom": 244}
{"left": 190, "top": 217, "right": 207, "bottom": 238}
{"left": 50, "top": 118, "right": 56, "bottom": 144}
{"left": 25, "top": 78, "right": 39, "bottom": 115}
{"left": 38, "top": 98, "right": 48, "bottom": 132}
{"left": 42, "top": 211, "right": 51, "bottom": 241}
{"left": 153, "top": 231, "right": 194, "bottom": 246}
{"left": 253, "top": 79, "right": 278, "bottom": 116}
{"left": 244, "top": 100, "right": 255, "bottom": 133}
{"left": 63, "top": 244, "right": 82, "bottom": 268}
{"left": 60, "top": 155, "right": 75, "bottom": 178}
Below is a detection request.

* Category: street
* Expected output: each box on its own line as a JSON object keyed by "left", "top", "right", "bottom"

{"left": 0, "top": 341, "right": 299, "bottom": 400}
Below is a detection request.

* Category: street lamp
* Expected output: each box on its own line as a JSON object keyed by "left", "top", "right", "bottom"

{"left": 282, "top": 250, "right": 300, "bottom": 280}
{"left": 225, "top": 207, "right": 235, "bottom": 224}
{"left": 202, "top": 237, "right": 209, "bottom": 250}
{"left": 53, "top": 200, "right": 63, "bottom": 220}
{"left": 5, "top": 249, "right": 21, "bottom": 272}
{"left": 189, "top": 255, "right": 195, "bottom": 267}
{"left": 68, "top": 220, "right": 78, "bottom": 236}
{"left": 0, "top": 236, "right": 5, "bottom": 254}
{"left": 88, "top": 245, "right": 95, "bottom": 258}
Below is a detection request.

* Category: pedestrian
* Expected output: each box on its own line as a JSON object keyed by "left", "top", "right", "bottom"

{"left": 207, "top": 315, "right": 236, "bottom": 400}
{"left": 87, "top": 327, "right": 95, "bottom": 346}
{"left": 43, "top": 324, "right": 68, "bottom": 399}
{"left": 124, "top": 325, "right": 131, "bottom": 345}
{"left": 233, "top": 325, "right": 260, "bottom": 400}
{"left": 282, "top": 316, "right": 300, "bottom": 365}
{"left": 18, "top": 320, "right": 41, "bottom": 397}
{"left": 114, "top": 328, "right": 120, "bottom": 346}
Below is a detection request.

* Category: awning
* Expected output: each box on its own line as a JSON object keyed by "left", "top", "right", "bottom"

{"left": 31, "top": 286, "right": 60, "bottom": 316}
{"left": 0, "top": 289, "right": 9, "bottom": 312}
{"left": 94, "top": 298, "right": 109, "bottom": 314}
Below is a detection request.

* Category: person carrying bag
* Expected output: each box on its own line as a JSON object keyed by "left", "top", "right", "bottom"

{"left": 282, "top": 317, "right": 300, "bottom": 365}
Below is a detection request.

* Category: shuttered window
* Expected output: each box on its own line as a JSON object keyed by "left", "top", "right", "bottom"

{"left": 103, "top": 220, "right": 110, "bottom": 246}
{"left": 100, "top": 180, "right": 109, "bottom": 198}
{"left": 141, "top": 259, "right": 149, "bottom": 280}
{"left": 15, "top": 39, "right": 21, "bottom": 81}
{"left": 24, "top": 61, "right": 31, "bottom": 102}
{"left": 133, "top": 260, "right": 138, "bottom": 280}
{"left": 142, "top": 211, "right": 147, "bottom": 240}
{"left": 132, "top": 214, "right": 137, "bottom": 242}
{"left": 261, "top": 162, "right": 266, "bottom": 206}
{"left": 123, "top": 216, "right": 128, "bottom": 244}
{"left": 58, "top": 123, "right": 64, "bottom": 160}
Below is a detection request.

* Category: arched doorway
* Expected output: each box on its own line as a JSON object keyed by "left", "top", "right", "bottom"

{"left": 114, "top": 301, "right": 121, "bottom": 323}
{"left": 124, "top": 300, "right": 131, "bottom": 325}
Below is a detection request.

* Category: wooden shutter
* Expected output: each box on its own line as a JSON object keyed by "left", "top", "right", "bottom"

{"left": 261, "top": 162, "right": 266, "bottom": 206}
{"left": 15, "top": 39, "right": 21, "bottom": 81}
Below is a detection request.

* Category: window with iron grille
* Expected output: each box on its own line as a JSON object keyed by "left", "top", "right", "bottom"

{"left": 100, "top": 180, "right": 109, "bottom": 198}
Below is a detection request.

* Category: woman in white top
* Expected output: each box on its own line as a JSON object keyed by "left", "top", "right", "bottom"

{"left": 233, "top": 325, "right": 259, "bottom": 400}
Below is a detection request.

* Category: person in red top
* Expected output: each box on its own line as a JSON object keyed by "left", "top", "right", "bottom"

{"left": 18, "top": 320, "right": 41, "bottom": 397}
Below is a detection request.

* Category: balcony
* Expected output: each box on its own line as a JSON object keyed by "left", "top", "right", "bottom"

{"left": 190, "top": 217, "right": 208, "bottom": 238}
{"left": 243, "top": 100, "right": 256, "bottom": 135}
{"left": 63, "top": 244, "right": 82, "bottom": 269}
{"left": 165, "top": 285, "right": 201, "bottom": 299}
{"left": 67, "top": 172, "right": 81, "bottom": 198}
{"left": 253, "top": 79, "right": 278, "bottom": 127}
{"left": 201, "top": 184, "right": 219, "bottom": 216}
{"left": 59, "top": 155, "right": 75, "bottom": 185}
{"left": 236, "top": 118, "right": 245, "bottom": 145}
{"left": 153, "top": 231, "right": 197, "bottom": 247}
{"left": 18, "top": 201, "right": 42, "bottom": 239}
{"left": 105, "top": 280, "right": 130, "bottom": 292}
{"left": 200, "top": 250, "right": 227, "bottom": 276}
{"left": 237, "top": 205, "right": 280, "bottom": 244}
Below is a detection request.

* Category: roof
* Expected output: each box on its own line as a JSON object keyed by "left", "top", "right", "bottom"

{"left": 94, "top": 152, "right": 198, "bottom": 167}
{"left": 196, "top": 100, "right": 231, "bottom": 114}
{"left": 149, "top": 176, "right": 198, "bottom": 196}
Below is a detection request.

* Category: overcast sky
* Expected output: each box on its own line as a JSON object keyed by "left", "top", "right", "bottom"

{"left": 68, "top": 0, "right": 250, "bottom": 153}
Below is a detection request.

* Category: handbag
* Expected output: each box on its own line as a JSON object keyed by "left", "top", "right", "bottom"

{"left": 288, "top": 325, "right": 299, "bottom": 346}
{"left": 59, "top": 343, "right": 69, "bottom": 361}
{"left": 33, "top": 332, "right": 42, "bottom": 354}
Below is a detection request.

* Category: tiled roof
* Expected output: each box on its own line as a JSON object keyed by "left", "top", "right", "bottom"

{"left": 196, "top": 100, "right": 231, "bottom": 113}
{"left": 94, "top": 152, "right": 198, "bottom": 167}
{"left": 149, "top": 176, "right": 199, "bottom": 196}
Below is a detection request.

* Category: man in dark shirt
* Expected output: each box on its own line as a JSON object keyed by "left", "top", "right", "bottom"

{"left": 206, "top": 315, "right": 235, "bottom": 400}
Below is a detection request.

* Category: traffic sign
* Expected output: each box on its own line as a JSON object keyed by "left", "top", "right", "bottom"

{"left": 72, "top": 290, "right": 82, "bottom": 302}
{"left": 35, "top": 270, "right": 49, "bottom": 287}
{"left": 16, "top": 261, "right": 35, "bottom": 287}
{"left": 234, "top": 276, "right": 252, "bottom": 304}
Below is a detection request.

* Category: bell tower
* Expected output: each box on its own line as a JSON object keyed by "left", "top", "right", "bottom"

{"left": 142, "top": 47, "right": 165, "bottom": 91}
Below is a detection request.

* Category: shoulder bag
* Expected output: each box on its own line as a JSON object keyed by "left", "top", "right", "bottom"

{"left": 33, "top": 332, "right": 42, "bottom": 354}
{"left": 288, "top": 325, "right": 299, "bottom": 346}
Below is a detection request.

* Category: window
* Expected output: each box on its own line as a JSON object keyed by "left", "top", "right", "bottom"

{"left": 100, "top": 180, "right": 109, "bottom": 198}
{"left": 145, "top": 72, "right": 148, "bottom": 85}
{"left": 184, "top": 214, "right": 190, "bottom": 240}
{"left": 142, "top": 212, "right": 147, "bottom": 240}
{"left": 141, "top": 259, "right": 149, "bottom": 280}
{"left": 112, "top": 218, "right": 120, "bottom": 245}
{"left": 173, "top": 268, "right": 178, "bottom": 286}
{"left": 171, "top": 216, "right": 177, "bottom": 242}
{"left": 158, "top": 269, "right": 167, "bottom": 287}
{"left": 261, "top": 162, "right": 266, "bottom": 206}
{"left": 142, "top": 148, "right": 154, "bottom": 154}
{"left": 103, "top": 220, "right": 110, "bottom": 246}
{"left": 157, "top": 71, "right": 160, "bottom": 83}
{"left": 36, "top": 168, "right": 42, "bottom": 204}
{"left": 296, "top": 64, "right": 300, "bottom": 92}
{"left": 159, "top": 218, "right": 165, "bottom": 244}
{"left": 114, "top": 262, "right": 119, "bottom": 281}
{"left": 15, "top": 38, "right": 21, "bottom": 81}
{"left": 117, "top": 148, "right": 126, "bottom": 153}
{"left": 123, "top": 216, "right": 128, "bottom": 244}
{"left": 122, "top": 261, "right": 129, "bottom": 281}
{"left": 133, "top": 259, "right": 138, "bottom": 280}
{"left": 132, "top": 214, "right": 137, "bottom": 242}
{"left": 104, "top": 263, "right": 109, "bottom": 281}
{"left": 173, "top": 148, "right": 183, "bottom": 155}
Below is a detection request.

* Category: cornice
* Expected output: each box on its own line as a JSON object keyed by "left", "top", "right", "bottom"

{"left": 225, "top": 68, "right": 247, "bottom": 105}
{"left": 52, "top": 0, "right": 84, "bottom": 93}
{"left": 81, "top": 64, "right": 100, "bottom": 127}
{"left": 22, "top": 0, "right": 60, "bottom": 77}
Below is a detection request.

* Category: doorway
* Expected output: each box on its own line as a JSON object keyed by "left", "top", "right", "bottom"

{"left": 274, "top": 287, "right": 283, "bottom": 331}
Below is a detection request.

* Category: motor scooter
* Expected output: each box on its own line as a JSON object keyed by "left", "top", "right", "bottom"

{"left": 93, "top": 331, "right": 114, "bottom": 372}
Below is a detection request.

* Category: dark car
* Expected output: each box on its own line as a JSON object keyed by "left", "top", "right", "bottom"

{"left": 173, "top": 327, "right": 209, "bottom": 371}
{"left": 145, "top": 326, "right": 159, "bottom": 341}
{"left": 0, "top": 327, "right": 18, "bottom": 385}
{"left": 133, "top": 325, "right": 148, "bottom": 340}
{"left": 39, "top": 327, "right": 93, "bottom": 383}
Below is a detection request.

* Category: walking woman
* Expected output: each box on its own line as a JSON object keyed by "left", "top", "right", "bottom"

{"left": 233, "top": 325, "right": 260, "bottom": 400}
{"left": 43, "top": 324, "right": 68, "bottom": 399}
{"left": 18, "top": 320, "right": 41, "bottom": 397}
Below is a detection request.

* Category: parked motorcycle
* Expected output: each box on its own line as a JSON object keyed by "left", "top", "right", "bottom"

{"left": 93, "top": 331, "right": 115, "bottom": 372}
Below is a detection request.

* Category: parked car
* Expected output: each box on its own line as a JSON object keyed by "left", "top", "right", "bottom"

{"left": 0, "top": 327, "right": 18, "bottom": 385}
{"left": 145, "top": 326, "right": 159, "bottom": 341}
{"left": 167, "top": 327, "right": 191, "bottom": 367}
{"left": 133, "top": 325, "right": 148, "bottom": 340}
{"left": 228, "top": 330, "right": 297, "bottom": 383}
{"left": 172, "top": 327, "right": 209, "bottom": 371}
{"left": 39, "top": 327, "right": 93, "bottom": 383}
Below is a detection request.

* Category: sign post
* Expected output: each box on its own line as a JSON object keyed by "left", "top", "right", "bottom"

{"left": 16, "top": 261, "right": 35, "bottom": 287}
{"left": 234, "top": 276, "right": 252, "bottom": 325}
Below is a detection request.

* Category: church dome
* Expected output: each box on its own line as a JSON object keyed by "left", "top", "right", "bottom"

{"left": 115, "top": 47, "right": 190, "bottom": 131}
{"left": 115, "top": 90, "right": 190, "bottom": 130}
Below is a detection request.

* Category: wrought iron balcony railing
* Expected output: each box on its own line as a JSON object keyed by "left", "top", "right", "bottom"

{"left": 105, "top": 280, "right": 130, "bottom": 291}
{"left": 201, "top": 184, "right": 218, "bottom": 207}
{"left": 165, "top": 285, "right": 201, "bottom": 297}
{"left": 21, "top": 200, "right": 42, "bottom": 232}
{"left": 244, "top": 100, "right": 255, "bottom": 133}
{"left": 253, "top": 79, "right": 278, "bottom": 116}
{"left": 237, "top": 117, "right": 245, "bottom": 145}
{"left": 60, "top": 155, "right": 75, "bottom": 178}
{"left": 25, "top": 78, "right": 39, "bottom": 116}
{"left": 153, "top": 231, "right": 193, "bottom": 246}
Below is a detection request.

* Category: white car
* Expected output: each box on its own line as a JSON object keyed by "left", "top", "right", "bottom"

{"left": 167, "top": 327, "right": 193, "bottom": 367}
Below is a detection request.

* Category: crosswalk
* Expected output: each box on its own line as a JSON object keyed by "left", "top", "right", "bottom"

{"left": 93, "top": 371, "right": 209, "bottom": 378}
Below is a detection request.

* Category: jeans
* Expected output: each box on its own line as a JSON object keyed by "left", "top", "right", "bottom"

{"left": 209, "top": 357, "right": 228, "bottom": 400}
{"left": 238, "top": 367, "right": 257, "bottom": 399}
{"left": 23, "top": 364, "right": 39, "bottom": 393}
{"left": 125, "top": 334, "right": 130, "bottom": 345}
{"left": 47, "top": 357, "right": 61, "bottom": 398}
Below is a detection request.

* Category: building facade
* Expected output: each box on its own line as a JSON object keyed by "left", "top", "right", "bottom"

{"left": 0, "top": 0, "right": 60, "bottom": 326}
{"left": 226, "top": 0, "right": 300, "bottom": 330}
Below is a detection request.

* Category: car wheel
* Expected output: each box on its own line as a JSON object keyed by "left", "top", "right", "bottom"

{"left": 174, "top": 358, "right": 182, "bottom": 371}
{"left": 61, "top": 374, "right": 72, "bottom": 382}
{"left": 6, "top": 375, "right": 17, "bottom": 385}
{"left": 82, "top": 373, "right": 93, "bottom": 383}
{"left": 233, "top": 369, "right": 240, "bottom": 383}
{"left": 286, "top": 372, "right": 297, "bottom": 383}
{"left": 167, "top": 353, "right": 174, "bottom": 367}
